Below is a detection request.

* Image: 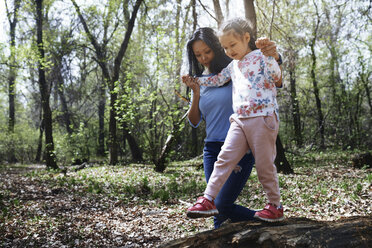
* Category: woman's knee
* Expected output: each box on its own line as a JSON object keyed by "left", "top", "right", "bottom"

{"left": 215, "top": 199, "right": 233, "bottom": 214}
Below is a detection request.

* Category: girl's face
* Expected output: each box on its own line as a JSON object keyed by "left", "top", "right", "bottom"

{"left": 192, "top": 40, "right": 215, "bottom": 69}
{"left": 219, "top": 31, "right": 251, "bottom": 60}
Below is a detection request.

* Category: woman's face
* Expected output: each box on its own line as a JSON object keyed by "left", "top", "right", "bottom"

{"left": 192, "top": 40, "right": 215, "bottom": 69}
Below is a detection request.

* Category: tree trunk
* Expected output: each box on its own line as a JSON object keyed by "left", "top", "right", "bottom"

{"left": 154, "top": 111, "right": 188, "bottom": 172}
{"left": 57, "top": 71, "right": 72, "bottom": 135}
{"left": 191, "top": 0, "right": 198, "bottom": 157}
{"left": 71, "top": 0, "right": 143, "bottom": 165}
{"left": 310, "top": 43, "right": 325, "bottom": 149}
{"left": 108, "top": 91, "right": 119, "bottom": 165}
{"left": 361, "top": 72, "right": 372, "bottom": 117}
{"left": 310, "top": 2, "right": 325, "bottom": 149}
{"left": 6, "top": 0, "right": 21, "bottom": 134}
{"left": 36, "top": 0, "right": 58, "bottom": 169}
{"left": 191, "top": 128, "right": 198, "bottom": 157}
{"left": 225, "top": 0, "right": 230, "bottom": 17}
{"left": 6, "top": 0, "right": 21, "bottom": 163}
{"left": 122, "top": 122, "right": 143, "bottom": 161}
{"left": 192, "top": 0, "right": 197, "bottom": 31}
{"left": 160, "top": 216, "right": 372, "bottom": 248}
{"left": 212, "top": 0, "right": 224, "bottom": 27}
{"left": 244, "top": 0, "right": 257, "bottom": 40}
{"left": 289, "top": 65, "right": 302, "bottom": 147}
{"left": 97, "top": 79, "right": 106, "bottom": 157}
{"left": 275, "top": 135, "right": 293, "bottom": 174}
{"left": 35, "top": 111, "right": 43, "bottom": 163}
{"left": 244, "top": 0, "right": 291, "bottom": 171}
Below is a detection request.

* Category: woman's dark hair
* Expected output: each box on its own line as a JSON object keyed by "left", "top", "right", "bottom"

{"left": 219, "top": 17, "right": 257, "bottom": 51}
{"left": 186, "top": 27, "right": 232, "bottom": 76}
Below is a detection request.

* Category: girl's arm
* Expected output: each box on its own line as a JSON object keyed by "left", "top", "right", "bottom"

{"left": 263, "top": 55, "right": 282, "bottom": 84}
{"left": 256, "top": 38, "right": 282, "bottom": 87}
{"left": 197, "top": 64, "right": 232, "bottom": 87}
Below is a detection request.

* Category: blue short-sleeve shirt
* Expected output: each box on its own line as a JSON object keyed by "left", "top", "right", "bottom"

{"left": 188, "top": 79, "right": 233, "bottom": 143}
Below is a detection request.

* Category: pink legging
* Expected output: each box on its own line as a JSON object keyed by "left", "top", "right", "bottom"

{"left": 205, "top": 113, "right": 281, "bottom": 206}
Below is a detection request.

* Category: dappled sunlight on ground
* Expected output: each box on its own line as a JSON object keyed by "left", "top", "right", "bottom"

{"left": 0, "top": 160, "right": 371, "bottom": 247}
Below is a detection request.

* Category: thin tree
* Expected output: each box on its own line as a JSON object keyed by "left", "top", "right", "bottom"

{"left": 247, "top": 0, "right": 293, "bottom": 173}
{"left": 244, "top": 0, "right": 257, "bottom": 40}
{"left": 98, "top": 74, "right": 106, "bottom": 157}
{"left": 191, "top": 0, "right": 198, "bottom": 156}
{"left": 36, "top": 0, "right": 58, "bottom": 169}
{"left": 310, "top": 1, "right": 325, "bottom": 148}
{"left": 5, "top": 0, "right": 21, "bottom": 163}
{"left": 154, "top": 0, "right": 193, "bottom": 171}
{"left": 50, "top": 31, "right": 74, "bottom": 135}
{"left": 212, "top": 0, "right": 224, "bottom": 27}
{"left": 71, "top": 0, "right": 143, "bottom": 164}
{"left": 288, "top": 50, "right": 302, "bottom": 147}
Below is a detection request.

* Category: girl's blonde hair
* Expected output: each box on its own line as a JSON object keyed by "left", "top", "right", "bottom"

{"left": 219, "top": 17, "right": 257, "bottom": 51}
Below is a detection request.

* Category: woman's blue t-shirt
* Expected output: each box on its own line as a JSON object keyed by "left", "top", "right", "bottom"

{"left": 188, "top": 80, "right": 233, "bottom": 143}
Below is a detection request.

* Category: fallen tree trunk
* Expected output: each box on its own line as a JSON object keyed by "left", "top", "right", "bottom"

{"left": 160, "top": 216, "right": 371, "bottom": 248}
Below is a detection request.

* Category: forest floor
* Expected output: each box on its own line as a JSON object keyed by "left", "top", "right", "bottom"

{"left": 0, "top": 150, "right": 371, "bottom": 247}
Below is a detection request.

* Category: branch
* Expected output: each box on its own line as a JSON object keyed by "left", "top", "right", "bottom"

{"left": 71, "top": 0, "right": 101, "bottom": 56}
{"left": 71, "top": 0, "right": 111, "bottom": 80}
{"left": 269, "top": 0, "right": 276, "bottom": 39}
{"left": 197, "top": 0, "right": 219, "bottom": 24}
{"left": 112, "top": 0, "right": 143, "bottom": 82}
{"left": 4, "top": 0, "right": 11, "bottom": 23}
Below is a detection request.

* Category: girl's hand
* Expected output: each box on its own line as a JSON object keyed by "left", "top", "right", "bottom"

{"left": 256, "top": 37, "right": 279, "bottom": 61}
{"left": 182, "top": 75, "right": 200, "bottom": 93}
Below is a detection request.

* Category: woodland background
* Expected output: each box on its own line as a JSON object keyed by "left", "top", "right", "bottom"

{"left": 0, "top": 0, "right": 371, "bottom": 247}
{"left": 0, "top": 0, "right": 370, "bottom": 169}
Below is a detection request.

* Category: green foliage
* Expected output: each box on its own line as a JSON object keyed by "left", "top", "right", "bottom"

{"left": 0, "top": 124, "right": 39, "bottom": 163}
{"left": 54, "top": 122, "right": 95, "bottom": 165}
{"left": 0, "top": 0, "right": 371, "bottom": 167}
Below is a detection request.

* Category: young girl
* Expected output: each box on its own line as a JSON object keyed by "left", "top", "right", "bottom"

{"left": 185, "top": 18, "right": 284, "bottom": 222}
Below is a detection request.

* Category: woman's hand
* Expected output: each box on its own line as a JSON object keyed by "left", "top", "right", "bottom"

{"left": 256, "top": 37, "right": 282, "bottom": 87}
{"left": 256, "top": 37, "right": 279, "bottom": 61}
{"left": 181, "top": 75, "right": 201, "bottom": 125}
{"left": 182, "top": 75, "right": 200, "bottom": 94}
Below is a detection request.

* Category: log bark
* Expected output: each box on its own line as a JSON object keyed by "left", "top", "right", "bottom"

{"left": 160, "top": 216, "right": 372, "bottom": 248}
{"left": 352, "top": 152, "right": 372, "bottom": 169}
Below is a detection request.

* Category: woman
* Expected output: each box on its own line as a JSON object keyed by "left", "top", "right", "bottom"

{"left": 183, "top": 27, "right": 282, "bottom": 228}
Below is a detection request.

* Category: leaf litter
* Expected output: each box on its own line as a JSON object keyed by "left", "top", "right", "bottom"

{"left": 0, "top": 162, "right": 371, "bottom": 247}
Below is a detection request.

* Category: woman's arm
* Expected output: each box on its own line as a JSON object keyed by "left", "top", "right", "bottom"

{"left": 182, "top": 76, "right": 201, "bottom": 126}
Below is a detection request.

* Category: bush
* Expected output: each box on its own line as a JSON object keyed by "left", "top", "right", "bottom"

{"left": 54, "top": 122, "right": 94, "bottom": 165}
{"left": 0, "top": 124, "right": 39, "bottom": 163}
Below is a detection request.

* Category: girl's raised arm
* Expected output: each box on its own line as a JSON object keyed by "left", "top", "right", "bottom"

{"left": 197, "top": 65, "right": 232, "bottom": 87}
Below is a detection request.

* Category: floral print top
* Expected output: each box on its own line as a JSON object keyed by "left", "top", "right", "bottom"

{"left": 197, "top": 49, "right": 281, "bottom": 119}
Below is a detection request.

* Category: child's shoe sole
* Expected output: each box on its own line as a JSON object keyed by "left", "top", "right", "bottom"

{"left": 254, "top": 215, "right": 285, "bottom": 222}
{"left": 186, "top": 209, "right": 219, "bottom": 219}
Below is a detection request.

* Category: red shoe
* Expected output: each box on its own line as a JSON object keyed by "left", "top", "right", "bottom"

{"left": 186, "top": 196, "right": 219, "bottom": 218}
{"left": 254, "top": 203, "right": 284, "bottom": 222}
